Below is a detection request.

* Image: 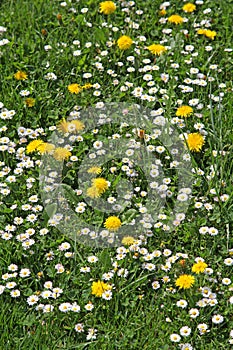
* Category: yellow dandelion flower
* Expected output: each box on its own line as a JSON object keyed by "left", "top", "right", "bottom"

{"left": 168, "top": 14, "right": 184, "bottom": 24}
{"left": 147, "top": 44, "right": 167, "bottom": 56}
{"left": 26, "top": 139, "right": 44, "bottom": 154}
{"left": 70, "top": 120, "right": 85, "bottom": 132}
{"left": 186, "top": 133, "right": 205, "bottom": 152}
{"left": 159, "top": 8, "right": 166, "bottom": 16}
{"left": 176, "top": 105, "right": 193, "bottom": 117}
{"left": 197, "top": 29, "right": 207, "bottom": 35}
{"left": 24, "top": 98, "right": 35, "bottom": 107}
{"left": 122, "top": 236, "right": 136, "bottom": 246}
{"left": 87, "top": 166, "right": 102, "bottom": 174}
{"left": 14, "top": 70, "right": 28, "bottom": 80}
{"left": 175, "top": 274, "right": 195, "bottom": 289}
{"left": 92, "top": 177, "right": 109, "bottom": 194}
{"left": 104, "top": 216, "right": 121, "bottom": 231}
{"left": 57, "top": 118, "right": 70, "bottom": 133}
{"left": 205, "top": 30, "right": 217, "bottom": 40}
{"left": 183, "top": 3, "right": 196, "bottom": 13}
{"left": 37, "top": 142, "right": 55, "bottom": 155}
{"left": 192, "top": 261, "right": 208, "bottom": 274}
{"left": 68, "top": 83, "right": 82, "bottom": 94}
{"left": 99, "top": 1, "right": 116, "bottom": 15}
{"left": 53, "top": 147, "right": 71, "bottom": 161}
{"left": 82, "top": 83, "right": 93, "bottom": 90}
{"left": 91, "top": 280, "right": 112, "bottom": 297}
{"left": 117, "top": 35, "right": 133, "bottom": 50}
{"left": 86, "top": 186, "right": 101, "bottom": 198}
{"left": 197, "top": 29, "right": 217, "bottom": 40}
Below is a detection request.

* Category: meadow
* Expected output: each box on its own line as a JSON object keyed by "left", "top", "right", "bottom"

{"left": 0, "top": 0, "right": 233, "bottom": 349}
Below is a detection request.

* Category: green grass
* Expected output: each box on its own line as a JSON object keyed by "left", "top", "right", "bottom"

{"left": 0, "top": 0, "right": 233, "bottom": 349}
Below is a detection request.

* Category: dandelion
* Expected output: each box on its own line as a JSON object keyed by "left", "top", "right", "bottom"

{"left": 92, "top": 177, "right": 109, "bottom": 194}
{"left": 168, "top": 15, "right": 184, "bottom": 25}
{"left": 26, "top": 139, "right": 44, "bottom": 154}
{"left": 14, "top": 71, "right": 28, "bottom": 80}
{"left": 122, "top": 236, "right": 136, "bottom": 246}
{"left": 91, "top": 280, "right": 112, "bottom": 297}
{"left": 68, "top": 83, "right": 82, "bottom": 94}
{"left": 159, "top": 8, "right": 166, "bottom": 16}
{"left": 183, "top": 3, "right": 196, "bottom": 13}
{"left": 70, "top": 120, "right": 85, "bottom": 132}
{"left": 198, "top": 29, "right": 217, "bottom": 40}
{"left": 37, "top": 142, "right": 55, "bottom": 155}
{"left": 186, "top": 133, "right": 205, "bottom": 152}
{"left": 192, "top": 261, "right": 208, "bottom": 274}
{"left": 205, "top": 30, "right": 217, "bottom": 40}
{"left": 117, "top": 35, "right": 133, "bottom": 50}
{"left": 53, "top": 147, "right": 71, "bottom": 161}
{"left": 82, "top": 83, "right": 92, "bottom": 90}
{"left": 147, "top": 44, "right": 167, "bottom": 56}
{"left": 25, "top": 98, "right": 35, "bottom": 107}
{"left": 175, "top": 274, "right": 195, "bottom": 289}
{"left": 87, "top": 186, "right": 101, "bottom": 198}
{"left": 104, "top": 216, "right": 121, "bottom": 231}
{"left": 176, "top": 105, "right": 193, "bottom": 117}
{"left": 87, "top": 166, "right": 102, "bottom": 174}
{"left": 57, "top": 118, "right": 70, "bottom": 133}
{"left": 99, "top": 1, "right": 116, "bottom": 15}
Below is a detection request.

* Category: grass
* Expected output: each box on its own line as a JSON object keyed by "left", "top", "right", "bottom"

{"left": 0, "top": 0, "right": 233, "bottom": 349}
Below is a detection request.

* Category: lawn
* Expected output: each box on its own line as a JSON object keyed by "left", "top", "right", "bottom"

{"left": 0, "top": 0, "right": 233, "bottom": 349}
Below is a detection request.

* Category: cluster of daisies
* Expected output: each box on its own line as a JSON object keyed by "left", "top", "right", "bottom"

{"left": 0, "top": 0, "right": 232, "bottom": 347}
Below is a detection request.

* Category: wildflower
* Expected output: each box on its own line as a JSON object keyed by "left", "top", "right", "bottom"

{"left": 177, "top": 299, "right": 188, "bottom": 308}
{"left": 176, "top": 105, "right": 193, "bottom": 117}
{"left": 159, "top": 8, "right": 166, "bottom": 16}
{"left": 14, "top": 71, "right": 28, "bottom": 80}
{"left": 147, "top": 44, "right": 167, "bottom": 56}
{"left": 53, "top": 147, "right": 71, "bottom": 161}
{"left": 104, "top": 216, "right": 121, "bottom": 231}
{"left": 186, "top": 133, "right": 205, "bottom": 152}
{"left": 92, "top": 177, "right": 109, "bottom": 194}
{"left": 87, "top": 186, "right": 101, "bottom": 198}
{"left": 57, "top": 118, "right": 85, "bottom": 134}
{"left": 192, "top": 261, "right": 208, "bottom": 274}
{"left": 57, "top": 118, "right": 70, "bottom": 133}
{"left": 198, "top": 29, "right": 217, "bottom": 40}
{"left": 168, "top": 14, "right": 184, "bottom": 24}
{"left": 86, "top": 328, "right": 97, "bottom": 340}
{"left": 122, "top": 236, "right": 136, "bottom": 246}
{"left": 170, "top": 333, "right": 181, "bottom": 342}
{"left": 175, "top": 274, "right": 195, "bottom": 289}
{"left": 82, "top": 83, "right": 93, "bottom": 90}
{"left": 91, "top": 280, "right": 112, "bottom": 297}
{"left": 183, "top": 3, "right": 196, "bottom": 13}
{"left": 68, "top": 83, "right": 82, "bottom": 94}
{"left": 117, "top": 35, "right": 133, "bottom": 50}
{"left": 70, "top": 120, "right": 85, "bottom": 132}
{"left": 99, "top": 1, "right": 116, "bottom": 15}
{"left": 205, "top": 30, "right": 217, "bottom": 40}
{"left": 87, "top": 166, "right": 102, "bottom": 174}
{"left": 75, "top": 323, "right": 84, "bottom": 332}
{"left": 180, "top": 326, "right": 191, "bottom": 337}
{"left": 26, "top": 139, "right": 44, "bottom": 154}
{"left": 25, "top": 98, "right": 35, "bottom": 107}
{"left": 212, "top": 314, "right": 224, "bottom": 324}
{"left": 37, "top": 142, "right": 55, "bottom": 155}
